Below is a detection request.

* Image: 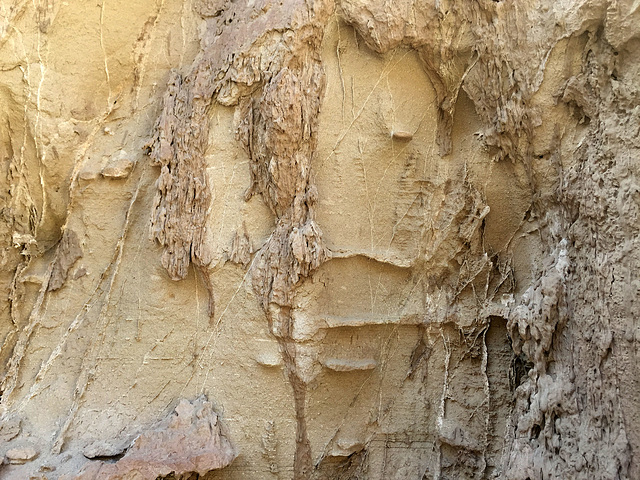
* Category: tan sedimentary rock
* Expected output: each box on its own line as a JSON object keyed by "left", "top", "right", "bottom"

{"left": 4, "top": 446, "right": 37, "bottom": 465}
{"left": 47, "top": 229, "right": 82, "bottom": 292}
{"left": 70, "top": 396, "right": 236, "bottom": 480}
{"left": 0, "top": 0, "right": 638, "bottom": 479}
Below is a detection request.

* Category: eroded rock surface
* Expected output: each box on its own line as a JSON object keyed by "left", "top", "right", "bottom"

{"left": 70, "top": 396, "right": 236, "bottom": 480}
{"left": 0, "top": 0, "right": 638, "bottom": 479}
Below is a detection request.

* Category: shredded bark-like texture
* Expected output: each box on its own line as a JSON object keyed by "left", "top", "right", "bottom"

{"left": 147, "top": 70, "right": 212, "bottom": 281}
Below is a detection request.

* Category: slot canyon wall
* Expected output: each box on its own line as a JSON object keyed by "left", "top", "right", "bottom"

{"left": 0, "top": 0, "right": 638, "bottom": 478}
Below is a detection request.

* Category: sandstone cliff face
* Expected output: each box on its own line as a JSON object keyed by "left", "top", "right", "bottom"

{"left": 0, "top": 0, "right": 638, "bottom": 479}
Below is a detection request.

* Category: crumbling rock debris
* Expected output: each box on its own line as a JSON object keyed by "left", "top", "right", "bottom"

{"left": 72, "top": 396, "right": 236, "bottom": 480}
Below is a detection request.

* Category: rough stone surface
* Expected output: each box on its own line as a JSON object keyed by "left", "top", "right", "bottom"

{"left": 0, "top": 0, "right": 638, "bottom": 479}
{"left": 69, "top": 396, "right": 236, "bottom": 479}
{"left": 5, "top": 446, "right": 37, "bottom": 465}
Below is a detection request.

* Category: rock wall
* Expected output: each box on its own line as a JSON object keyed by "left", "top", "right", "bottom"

{"left": 0, "top": 0, "right": 638, "bottom": 479}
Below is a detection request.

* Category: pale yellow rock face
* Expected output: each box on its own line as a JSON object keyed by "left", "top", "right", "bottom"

{"left": 0, "top": 1, "right": 639, "bottom": 479}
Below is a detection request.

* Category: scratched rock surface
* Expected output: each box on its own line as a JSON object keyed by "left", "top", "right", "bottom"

{"left": 0, "top": 1, "right": 638, "bottom": 479}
